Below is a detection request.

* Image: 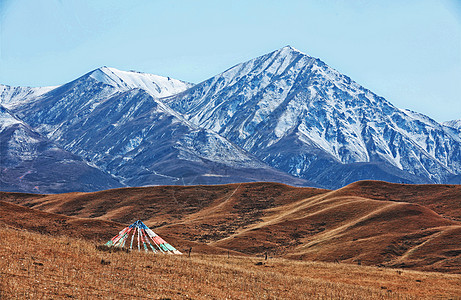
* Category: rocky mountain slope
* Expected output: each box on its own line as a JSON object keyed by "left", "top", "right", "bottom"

{"left": 0, "top": 105, "right": 122, "bottom": 193}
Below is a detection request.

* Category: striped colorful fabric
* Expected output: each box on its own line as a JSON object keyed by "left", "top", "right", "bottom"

{"left": 105, "top": 220, "right": 182, "bottom": 255}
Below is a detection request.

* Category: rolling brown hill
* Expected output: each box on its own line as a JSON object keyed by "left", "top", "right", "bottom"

{"left": 0, "top": 200, "right": 238, "bottom": 255}
{"left": 0, "top": 200, "right": 121, "bottom": 241}
{"left": 1, "top": 181, "right": 460, "bottom": 273}
{"left": 332, "top": 181, "right": 461, "bottom": 221}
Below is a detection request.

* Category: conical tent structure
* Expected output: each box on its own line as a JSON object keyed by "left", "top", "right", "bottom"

{"left": 105, "top": 220, "right": 181, "bottom": 254}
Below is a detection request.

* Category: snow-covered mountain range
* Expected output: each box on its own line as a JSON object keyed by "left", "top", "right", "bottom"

{"left": 1, "top": 46, "right": 460, "bottom": 192}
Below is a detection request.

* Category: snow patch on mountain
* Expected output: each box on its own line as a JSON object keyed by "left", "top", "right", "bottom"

{"left": 444, "top": 119, "right": 461, "bottom": 131}
{"left": 177, "top": 130, "right": 265, "bottom": 167}
{"left": 0, "top": 106, "right": 24, "bottom": 132}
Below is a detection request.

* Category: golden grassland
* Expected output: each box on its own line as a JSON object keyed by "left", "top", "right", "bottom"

{"left": 3, "top": 182, "right": 460, "bottom": 274}
{"left": 1, "top": 226, "right": 460, "bottom": 299}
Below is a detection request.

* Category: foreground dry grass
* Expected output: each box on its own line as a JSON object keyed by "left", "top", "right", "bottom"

{"left": 1, "top": 226, "right": 460, "bottom": 299}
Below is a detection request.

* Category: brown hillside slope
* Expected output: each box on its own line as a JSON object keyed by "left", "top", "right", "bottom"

{"left": 0, "top": 200, "right": 121, "bottom": 242}
{"left": 332, "top": 181, "right": 461, "bottom": 221}
{"left": 1, "top": 181, "right": 460, "bottom": 273}
{"left": 0, "top": 183, "right": 328, "bottom": 225}
{"left": 0, "top": 201, "right": 241, "bottom": 255}
{"left": 211, "top": 192, "right": 460, "bottom": 273}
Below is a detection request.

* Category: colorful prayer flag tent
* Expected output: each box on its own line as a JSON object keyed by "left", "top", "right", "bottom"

{"left": 105, "top": 220, "right": 181, "bottom": 254}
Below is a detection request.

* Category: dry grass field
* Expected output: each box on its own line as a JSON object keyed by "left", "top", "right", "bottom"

{"left": 1, "top": 225, "right": 460, "bottom": 299}
{"left": 2, "top": 181, "right": 460, "bottom": 274}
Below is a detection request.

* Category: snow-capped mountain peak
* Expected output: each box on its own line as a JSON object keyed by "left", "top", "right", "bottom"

{"left": 277, "top": 45, "right": 307, "bottom": 56}
{"left": 166, "top": 46, "right": 461, "bottom": 187}
{"left": 88, "top": 66, "right": 194, "bottom": 98}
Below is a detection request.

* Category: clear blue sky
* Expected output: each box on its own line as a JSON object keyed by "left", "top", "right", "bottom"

{"left": 0, "top": 0, "right": 460, "bottom": 122}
